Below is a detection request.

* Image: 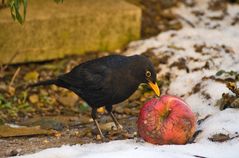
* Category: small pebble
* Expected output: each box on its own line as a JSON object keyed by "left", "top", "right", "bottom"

{"left": 96, "top": 134, "right": 102, "bottom": 140}
{"left": 43, "top": 140, "right": 49, "bottom": 143}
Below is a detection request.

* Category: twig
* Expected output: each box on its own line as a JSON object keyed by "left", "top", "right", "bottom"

{"left": 189, "top": 130, "right": 203, "bottom": 143}
{"left": 230, "top": 134, "right": 239, "bottom": 140}
{"left": 2, "top": 51, "right": 20, "bottom": 70}
{"left": 193, "top": 155, "right": 207, "bottom": 158}
{"left": 0, "top": 51, "right": 19, "bottom": 78}
{"left": 9, "top": 67, "right": 21, "bottom": 88}
{"left": 176, "top": 14, "right": 195, "bottom": 28}
{"left": 197, "top": 115, "right": 211, "bottom": 125}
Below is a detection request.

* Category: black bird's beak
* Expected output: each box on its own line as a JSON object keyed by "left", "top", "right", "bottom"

{"left": 148, "top": 81, "right": 160, "bottom": 96}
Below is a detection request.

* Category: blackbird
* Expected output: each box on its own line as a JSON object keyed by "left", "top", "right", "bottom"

{"left": 30, "top": 54, "right": 160, "bottom": 139}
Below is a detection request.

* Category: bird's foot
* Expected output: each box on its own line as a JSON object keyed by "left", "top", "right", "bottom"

{"left": 96, "top": 134, "right": 109, "bottom": 142}
{"left": 116, "top": 124, "right": 123, "bottom": 131}
{"left": 111, "top": 123, "right": 124, "bottom": 131}
{"left": 93, "top": 118, "right": 107, "bottom": 141}
{"left": 110, "top": 112, "right": 124, "bottom": 131}
{"left": 122, "top": 131, "right": 135, "bottom": 139}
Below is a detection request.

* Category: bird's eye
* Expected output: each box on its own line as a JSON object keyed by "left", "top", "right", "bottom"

{"left": 145, "top": 71, "right": 151, "bottom": 77}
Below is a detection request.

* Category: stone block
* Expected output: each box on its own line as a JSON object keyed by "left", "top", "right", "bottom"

{"left": 0, "top": 0, "right": 141, "bottom": 64}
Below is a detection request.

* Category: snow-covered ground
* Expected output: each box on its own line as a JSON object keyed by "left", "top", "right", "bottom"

{"left": 16, "top": 0, "right": 239, "bottom": 158}
{"left": 15, "top": 138, "right": 239, "bottom": 158}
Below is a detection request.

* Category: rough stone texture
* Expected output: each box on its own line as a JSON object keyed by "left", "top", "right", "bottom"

{"left": 0, "top": 0, "right": 141, "bottom": 64}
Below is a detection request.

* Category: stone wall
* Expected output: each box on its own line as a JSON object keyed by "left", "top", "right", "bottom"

{"left": 0, "top": 0, "right": 141, "bottom": 64}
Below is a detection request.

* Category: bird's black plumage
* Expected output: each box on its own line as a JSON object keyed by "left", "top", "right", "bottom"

{"left": 30, "top": 54, "right": 159, "bottom": 138}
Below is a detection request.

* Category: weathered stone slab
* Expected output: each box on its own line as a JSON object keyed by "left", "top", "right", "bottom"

{"left": 0, "top": 0, "right": 141, "bottom": 64}
{"left": 0, "top": 125, "right": 54, "bottom": 138}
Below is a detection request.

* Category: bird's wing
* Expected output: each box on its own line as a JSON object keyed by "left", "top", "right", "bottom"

{"left": 58, "top": 64, "right": 112, "bottom": 93}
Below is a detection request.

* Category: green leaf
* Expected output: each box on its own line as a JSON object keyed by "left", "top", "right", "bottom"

{"left": 14, "top": 4, "right": 23, "bottom": 24}
{"left": 216, "top": 70, "right": 225, "bottom": 76}
{"left": 0, "top": 94, "right": 4, "bottom": 101}
{"left": 0, "top": 94, "right": 6, "bottom": 105}
{"left": 9, "top": 1, "right": 16, "bottom": 20}
{"left": 8, "top": 0, "right": 63, "bottom": 24}
{"left": 3, "top": 102, "right": 12, "bottom": 109}
{"left": 23, "top": 0, "right": 27, "bottom": 19}
{"left": 14, "top": 0, "right": 19, "bottom": 10}
{"left": 228, "top": 70, "right": 236, "bottom": 76}
{"left": 8, "top": 0, "right": 26, "bottom": 24}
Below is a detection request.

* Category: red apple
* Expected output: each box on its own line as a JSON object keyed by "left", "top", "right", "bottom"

{"left": 137, "top": 95, "right": 196, "bottom": 145}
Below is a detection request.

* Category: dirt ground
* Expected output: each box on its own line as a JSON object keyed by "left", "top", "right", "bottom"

{"left": 0, "top": 115, "right": 139, "bottom": 157}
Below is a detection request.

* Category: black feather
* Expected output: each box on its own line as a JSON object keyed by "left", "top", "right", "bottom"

{"left": 28, "top": 79, "right": 57, "bottom": 87}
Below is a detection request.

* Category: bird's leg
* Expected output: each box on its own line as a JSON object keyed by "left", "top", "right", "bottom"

{"left": 110, "top": 112, "right": 123, "bottom": 130}
{"left": 106, "top": 105, "right": 123, "bottom": 130}
{"left": 91, "top": 108, "right": 104, "bottom": 139}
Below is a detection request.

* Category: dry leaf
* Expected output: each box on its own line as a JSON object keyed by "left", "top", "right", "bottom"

{"left": 24, "top": 71, "right": 39, "bottom": 82}
{"left": 29, "top": 94, "right": 39, "bottom": 104}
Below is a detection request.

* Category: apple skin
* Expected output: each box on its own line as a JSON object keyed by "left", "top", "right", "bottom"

{"left": 137, "top": 95, "right": 196, "bottom": 145}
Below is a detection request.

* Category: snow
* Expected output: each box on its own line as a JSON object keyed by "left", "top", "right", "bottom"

{"left": 15, "top": 0, "right": 239, "bottom": 158}
{"left": 15, "top": 138, "right": 239, "bottom": 158}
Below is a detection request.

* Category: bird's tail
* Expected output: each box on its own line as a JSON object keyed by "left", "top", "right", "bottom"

{"left": 28, "top": 79, "right": 58, "bottom": 87}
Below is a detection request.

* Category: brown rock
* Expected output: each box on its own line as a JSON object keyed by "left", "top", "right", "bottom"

{"left": 57, "top": 92, "right": 79, "bottom": 107}
{"left": 29, "top": 94, "right": 39, "bottom": 104}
